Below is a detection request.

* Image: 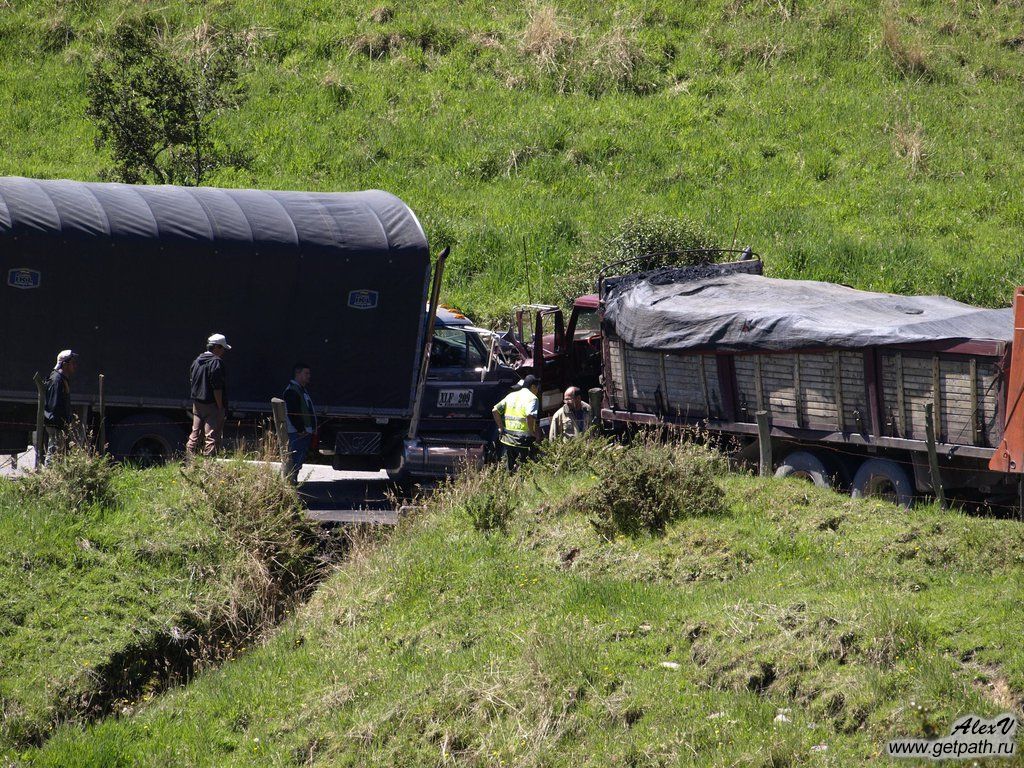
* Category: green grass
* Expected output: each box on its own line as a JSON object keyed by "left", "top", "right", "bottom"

{"left": 0, "top": 453, "right": 323, "bottom": 759}
{"left": 21, "top": 445, "right": 1024, "bottom": 766}
{"left": 3, "top": 1, "right": 1024, "bottom": 320}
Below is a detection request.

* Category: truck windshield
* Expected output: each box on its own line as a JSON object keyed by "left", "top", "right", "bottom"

{"left": 573, "top": 308, "right": 600, "bottom": 339}
{"left": 431, "top": 328, "right": 486, "bottom": 368}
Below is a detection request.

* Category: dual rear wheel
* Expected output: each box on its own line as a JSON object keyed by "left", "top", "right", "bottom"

{"left": 774, "top": 450, "right": 914, "bottom": 507}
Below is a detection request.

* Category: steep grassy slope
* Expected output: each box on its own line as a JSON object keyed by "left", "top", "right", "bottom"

{"left": 0, "top": 454, "right": 324, "bottom": 759}
{"left": 24, "top": 444, "right": 1024, "bottom": 766}
{"left": 2, "top": 1, "right": 1024, "bottom": 319}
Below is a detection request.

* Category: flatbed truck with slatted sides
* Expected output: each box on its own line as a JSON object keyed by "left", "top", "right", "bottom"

{"left": 593, "top": 252, "right": 1024, "bottom": 508}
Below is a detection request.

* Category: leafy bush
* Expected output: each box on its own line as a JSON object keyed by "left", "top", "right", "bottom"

{"left": 605, "top": 212, "right": 713, "bottom": 267}
{"left": 583, "top": 442, "right": 725, "bottom": 538}
{"left": 86, "top": 16, "right": 254, "bottom": 185}
{"left": 19, "top": 447, "right": 118, "bottom": 509}
{"left": 558, "top": 212, "right": 713, "bottom": 303}
{"left": 461, "top": 464, "right": 519, "bottom": 533}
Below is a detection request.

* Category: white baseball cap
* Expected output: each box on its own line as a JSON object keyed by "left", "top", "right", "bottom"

{"left": 207, "top": 333, "right": 232, "bottom": 350}
{"left": 55, "top": 349, "right": 79, "bottom": 368}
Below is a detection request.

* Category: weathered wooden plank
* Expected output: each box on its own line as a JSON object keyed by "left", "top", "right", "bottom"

{"left": 974, "top": 362, "right": 999, "bottom": 450}
{"left": 658, "top": 354, "right": 670, "bottom": 413}
{"left": 894, "top": 353, "right": 906, "bottom": 438}
{"left": 705, "top": 356, "right": 723, "bottom": 417}
{"left": 698, "top": 355, "right": 710, "bottom": 416}
{"left": 608, "top": 346, "right": 625, "bottom": 407}
{"left": 620, "top": 341, "right": 632, "bottom": 410}
{"left": 754, "top": 356, "right": 765, "bottom": 411}
{"left": 798, "top": 392, "right": 843, "bottom": 407}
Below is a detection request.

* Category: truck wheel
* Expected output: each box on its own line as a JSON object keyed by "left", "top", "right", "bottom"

{"left": 774, "top": 451, "right": 835, "bottom": 490}
{"left": 108, "top": 414, "right": 185, "bottom": 466}
{"left": 851, "top": 459, "right": 914, "bottom": 507}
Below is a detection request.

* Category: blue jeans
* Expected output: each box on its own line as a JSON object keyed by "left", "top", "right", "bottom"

{"left": 287, "top": 432, "right": 312, "bottom": 483}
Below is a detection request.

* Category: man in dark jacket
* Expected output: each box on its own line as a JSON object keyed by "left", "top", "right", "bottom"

{"left": 282, "top": 363, "right": 316, "bottom": 482}
{"left": 186, "top": 333, "right": 230, "bottom": 457}
{"left": 44, "top": 349, "right": 78, "bottom": 464}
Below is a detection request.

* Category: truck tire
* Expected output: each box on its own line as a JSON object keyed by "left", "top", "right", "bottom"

{"left": 108, "top": 414, "right": 185, "bottom": 466}
{"left": 851, "top": 459, "right": 914, "bottom": 507}
{"left": 774, "top": 451, "right": 836, "bottom": 490}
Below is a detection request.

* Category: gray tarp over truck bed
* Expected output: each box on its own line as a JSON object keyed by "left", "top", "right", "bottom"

{"left": 604, "top": 265, "right": 1014, "bottom": 352}
{"left": 0, "top": 177, "right": 430, "bottom": 414}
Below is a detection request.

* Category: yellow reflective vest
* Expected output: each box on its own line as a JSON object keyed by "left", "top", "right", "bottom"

{"left": 494, "top": 388, "right": 539, "bottom": 447}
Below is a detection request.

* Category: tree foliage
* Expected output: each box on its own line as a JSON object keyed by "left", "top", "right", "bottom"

{"left": 556, "top": 212, "right": 714, "bottom": 305}
{"left": 86, "top": 18, "right": 252, "bottom": 185}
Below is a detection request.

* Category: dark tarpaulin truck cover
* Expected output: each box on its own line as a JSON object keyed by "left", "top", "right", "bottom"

{"left": 603, "top": 265, "right": 1014, "bottom": 353}
{"left": 0, "top": 177, "right": 430, "bottom": 414}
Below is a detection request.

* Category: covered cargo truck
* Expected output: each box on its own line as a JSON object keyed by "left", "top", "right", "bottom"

{"left": 598, "top": 257, "right": 1024, "bottom": 507}
{"left": 0, "top": 177, "right": 516, "bottom": 473}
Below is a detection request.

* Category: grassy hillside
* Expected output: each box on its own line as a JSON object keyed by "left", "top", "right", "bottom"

{"left": 2, "top": 1, "right": 1024, "bottom": 319}
{"left": 0, "top": 452, "right": 325, "bottom": 759}
{"left": 22, "top": 441, "right": 1024, "bottom": 766}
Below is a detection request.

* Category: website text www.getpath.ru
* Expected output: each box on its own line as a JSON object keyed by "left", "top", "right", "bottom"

{"left": 888, "top": 713, "right": 1017, "bottom": 761}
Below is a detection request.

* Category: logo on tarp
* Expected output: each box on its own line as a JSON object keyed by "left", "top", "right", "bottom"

{"left": 347, "top": 289, "right": 379, "bottom": 310}
{"left": 7, "top": 268, "right": 41, "bottom": 290}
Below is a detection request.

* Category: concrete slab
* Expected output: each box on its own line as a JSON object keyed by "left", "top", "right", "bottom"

{"left": 0, "top": 447, "right": 35, "bottom": 478}
{"left": 305, "top": 508, "right": 399, "bottom": 525}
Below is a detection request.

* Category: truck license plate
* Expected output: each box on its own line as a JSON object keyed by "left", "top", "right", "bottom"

{"left": 437, "top": 389, "right": 473, "bottom": 408}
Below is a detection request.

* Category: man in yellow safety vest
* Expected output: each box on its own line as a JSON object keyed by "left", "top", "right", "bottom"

{"left": 492, "top": 374, "right": 542, "bottom": 471}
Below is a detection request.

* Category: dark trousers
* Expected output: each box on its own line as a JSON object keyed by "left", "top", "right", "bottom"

{"left": 287, "top": 432, "right": 312, "bottom": 483}
{"left": 503, "top": 442, "right": 536, "bottom": 472}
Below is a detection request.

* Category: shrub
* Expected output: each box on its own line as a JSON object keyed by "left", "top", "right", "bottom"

{"left": 461, "top": 464, "right": 519, "bottom": 533}
{"left": 558, "top": 212, "right": 713, "bottom": 304}
{"left": 86, "top": 16, "right": 254, "bottom": 185}
{"left": 583, "top": 442, "right": 725, "bottom": 538}
{"left": 19, "top": 447, "right": 118, "bottom": 509}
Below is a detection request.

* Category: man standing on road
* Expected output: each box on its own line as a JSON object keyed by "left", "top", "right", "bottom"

{"left": 186, "top": 333, "right": 230, "bottom": 458}
{"left": 282, "top": 362, "right": 316, "bottom": 483}
{"left": 44, "top": 349, "right": 78, "bottom": 464}
{"left": 492, "top": 374, "right": 542, "bottom": 471}
{"left": 549, "top": 386, "right": 591, "bottom": 440}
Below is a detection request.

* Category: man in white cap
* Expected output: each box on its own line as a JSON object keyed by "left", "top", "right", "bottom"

{"left": 44, "top": 349, "right": 78, "bottom": 464}
{"left": 186, "top": 333, "right": 230, "bottom": 457}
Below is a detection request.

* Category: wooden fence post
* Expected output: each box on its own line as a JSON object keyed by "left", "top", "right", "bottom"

{"left": 588, "top": 388, "right": 603, "bottom": 429}
{"left": 270, "top": 397, "right": 291, "bottom": 478}
{"left": 33, "top": 372, "right": 45, "bottom": 469}
{"left": 925, "top": 403, "right": 946, "bottom": 509}
{"left": 97, "top": 374, "right": 106, "bottom": 456}
{"left": 756, "top": 410, "right": 772, "bottom": 477}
